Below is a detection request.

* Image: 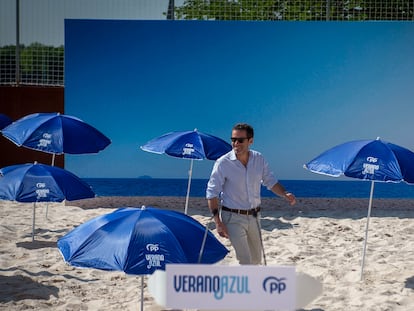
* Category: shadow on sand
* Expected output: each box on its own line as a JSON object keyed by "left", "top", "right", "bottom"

{"left": 0, "top": 274, "right": 59, "bottom": 303}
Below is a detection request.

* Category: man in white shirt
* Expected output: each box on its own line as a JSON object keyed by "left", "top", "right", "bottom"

{"left": 206, "top": 123, "right": 296, "bottom": 265}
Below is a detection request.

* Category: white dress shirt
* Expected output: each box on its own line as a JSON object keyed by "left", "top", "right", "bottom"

{"left": 206, "top": 149, "right": 278, "bottom": 209}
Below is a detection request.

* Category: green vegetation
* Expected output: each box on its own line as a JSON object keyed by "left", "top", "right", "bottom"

{"left": 1, "top": 1, "right": 412, "bottom": 85}
{"left": 0, "top": 43, "right": 64, "bottom": 85}
{"left": 173, "top": 0, "right": 413, "bottom": 21}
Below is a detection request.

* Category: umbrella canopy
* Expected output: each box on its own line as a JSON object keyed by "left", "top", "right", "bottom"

{"left": 140, "top": 129, "right": 231, "bottom": 214}
{"left": 0, "top": 162, "right": 95, "bottom": 240}
{"left": 57, "top": 206, "right": 228, "bottom": 310}
{"left": 0, "top": 113, "right": 12, "bottom": 130}
{"left": 0, "top": 162, "right": 95, "bottom": 202}
{"left": 304, "top": 138, "right": 414, "bottom": 183}
{"left": 304, "top": 138, "right": 414, "bottom": 280}
{"left": 1, "top": 112, "right": 111, "bottom": 156}
{"left": 141, "top": 129, "right": 231, "bottom": 160}
{"left": 57, "top": 206, "right": 228, "bottom": 274}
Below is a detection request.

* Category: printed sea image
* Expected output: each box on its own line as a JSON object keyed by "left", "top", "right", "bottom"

{"left": 82, "top": 178, "right": 414, "bottom": 199}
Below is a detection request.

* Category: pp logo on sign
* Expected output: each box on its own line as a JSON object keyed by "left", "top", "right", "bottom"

{"left": 263, "top": 276, "right": 287, "bottom": 294}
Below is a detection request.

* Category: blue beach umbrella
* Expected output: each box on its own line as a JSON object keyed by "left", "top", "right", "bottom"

{"left": 140, "top": 129, "right": 231, "bottom": 214}
{"left": 0, "top": 162, "right": 95, "bottom": 241}
{"left": 57, "top": 206, "right": 228, "bottom": 310}
{"left": 0, "top": 113, "right": 12, "bottom": 129}
{"left": 1, "top": 112, "right": 111, "bottom": 165}
{"left": 304, "top": 138, "right": 414, "bottom": 280}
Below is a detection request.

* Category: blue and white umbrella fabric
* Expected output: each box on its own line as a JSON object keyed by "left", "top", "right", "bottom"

{"left": 58, "top": 206, "right": 228, "bottom": 273}
{"left": 0, "top": 113, "right": 12, "bottom": 130}
{"left": 57, "top": 206, "right": 228, "bottom": 310}
{"left": 304, "top": 138, "right": 414, "bottom": 280}
{"left": 141, "top": 129, "right": 231, "bottom": 214}
{"left": 141, "top": 129, "right": 231, "bottom": 161}
{"left": 0, "top": 162, "right": 95, "bottom": 241}
{"left": 2, "top": 112, "right": 111, "bottom": 164}
{"left": 304, "top": 138, "right": 414, "bottom": 183}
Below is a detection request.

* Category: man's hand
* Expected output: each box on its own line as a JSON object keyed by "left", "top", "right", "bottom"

{"left": 215, "top": 220, "right": 229, "bottom": 238}
{"left": 271, "top": 183, "right": 296, "bottom": 206}
{"left": 285, "top": 192, "right": 296, "bottom": 206}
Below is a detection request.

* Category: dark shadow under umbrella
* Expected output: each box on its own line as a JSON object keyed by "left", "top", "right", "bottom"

{"left": 0, "top": 162, "right": 95, "bottom": 241}
{"left": 57, "top": 206, "right": 229, "bottom": 310}
{"left": 304, "top": 137, "right": 414, "bottom": 280}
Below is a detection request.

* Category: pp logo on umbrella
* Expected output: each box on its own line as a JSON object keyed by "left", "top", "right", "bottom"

{"left": 362, "top": 157, "right": 379, "bottom": 175}
{"left": 145, "top": 243, "right": 165, "bottom": 269}
{"left": 35, "top": 182, "right": 50, "bottom": 199}
{"left": 146, "top": 243, "right": 160, "bottom": 252}
{"left": 37, "top": 133, "right": 52, "bottom": 148}
{"left": 182, "top": 143, "right": 195, "bottom": 156}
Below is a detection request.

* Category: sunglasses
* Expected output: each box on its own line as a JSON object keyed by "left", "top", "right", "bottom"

{"left": 230, "top": 137, "right": 250, "bottom": 143}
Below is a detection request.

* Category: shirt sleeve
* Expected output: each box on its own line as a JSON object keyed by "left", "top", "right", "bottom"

{"left": 206, "top": 160, "right": 224, "bottom": 199}
{"left": 261, "top": 155, "right": 279, "bottom": 190}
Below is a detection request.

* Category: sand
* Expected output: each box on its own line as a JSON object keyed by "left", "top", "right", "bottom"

{"left": 1, "top": 196, "right": 414, "bottom": 310}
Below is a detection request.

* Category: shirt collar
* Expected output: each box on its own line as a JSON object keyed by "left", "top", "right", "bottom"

{"left": 229, "top": 149, "right": 237, "bottom": 160}
{"left": 229, "top": 149, "right": 252, "bottom": 161}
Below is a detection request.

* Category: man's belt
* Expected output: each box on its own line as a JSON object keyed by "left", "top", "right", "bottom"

{"left": 221, "top": 206, "right": 261, "bottom": 216}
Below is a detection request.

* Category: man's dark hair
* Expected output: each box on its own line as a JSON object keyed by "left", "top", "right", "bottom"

{"left": 233, "top": 123, "right": 254, "bottom": 138}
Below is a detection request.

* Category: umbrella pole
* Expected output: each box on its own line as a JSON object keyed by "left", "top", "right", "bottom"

{"left": 198, "top": 217, "right": 212, "bottom": 263}
{"left": 360, "top": 180, "right": 375, "bottom": 281}
{"left": 32, "top": 202, "right": 36, "bottom": 242}
{"left": 140, "top": 275, "right": 144, "bottom": 311}
{"left": 255, "top": 213, "right": 267, "bottom": 266}
{"left": 184, "top": 159, "right": 194, "bottom": 215}
{"left": 45, "top": 154, "right": 54, "bottom": 218}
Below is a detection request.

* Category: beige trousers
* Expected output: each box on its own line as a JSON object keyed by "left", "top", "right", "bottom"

{"left": 221, "top": 210, "right": 263, "bottom": 265}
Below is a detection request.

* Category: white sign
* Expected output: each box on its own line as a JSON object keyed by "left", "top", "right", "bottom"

{"left": 166, "top": 264, "right": 296, "bottom": 310}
